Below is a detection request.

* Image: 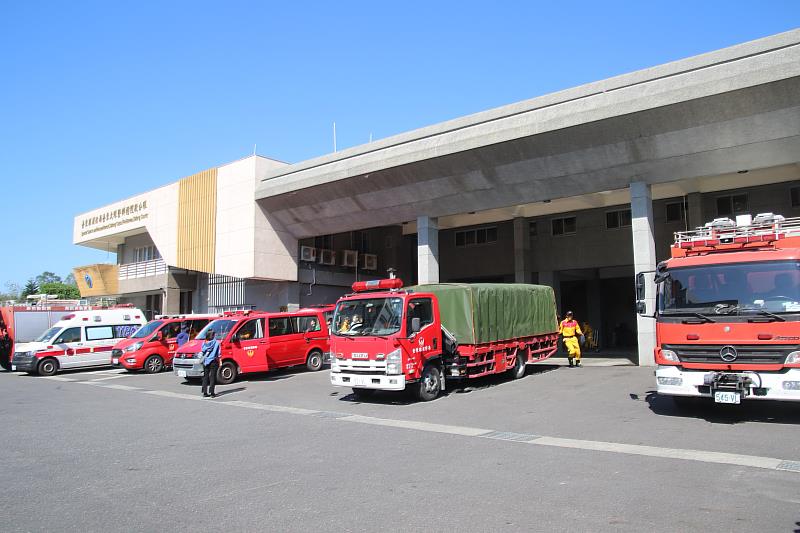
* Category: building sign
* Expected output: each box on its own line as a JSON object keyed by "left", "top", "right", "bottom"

{"left": 79, "top": 200, "right": 149, "bottom": 238}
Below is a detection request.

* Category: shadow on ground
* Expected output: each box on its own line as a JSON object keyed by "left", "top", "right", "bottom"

{"left": 637, "top": 390, "right": 800, "bottom": 425}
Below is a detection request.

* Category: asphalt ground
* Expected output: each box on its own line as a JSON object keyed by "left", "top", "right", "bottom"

{"left": 1, "top": 361, "right": 798, "bottom": 532}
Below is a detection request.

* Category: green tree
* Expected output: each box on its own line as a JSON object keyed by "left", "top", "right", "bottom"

{"left": 35, "top": 271, "right": 61, "bottom": 285}
{"left": 64, "top": 273, "right": 76, "bottom": 286}
{"left": 39, "top": 282, "right": 80, "bottom": 300}
{"left": 20, "top": 278, "right": 39, "bottom": 299}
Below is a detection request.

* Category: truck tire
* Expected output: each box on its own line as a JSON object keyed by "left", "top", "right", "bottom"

{"left": 143, "top": 355, "right": 164, "bottom": 374}
{"left": 216, "top": 361, "right": 237, "bottom": 385}
{"left": 351, "top": 388, "right": 376, "bottom": 399}
{"left": 38, "top": 358, "right": 58, "bottom": 377}
{"left": 416, "top": 364, "right": 441, "bottom": 402}
{"left": 508, "top": 351, "right": 526, "bottom": 380}
{"left": 305, "top": 350, "right": 324, "bottom": 371}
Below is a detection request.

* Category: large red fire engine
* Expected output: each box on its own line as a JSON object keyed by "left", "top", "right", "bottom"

{"left": 637, "top": 213, "right": 800, "bottom": 405}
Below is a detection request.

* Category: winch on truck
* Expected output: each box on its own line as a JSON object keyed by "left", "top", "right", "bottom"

{"left": 329, "top": 277, "right": 559, "bottom": 401}
{"left": 636, "top": 213, "right": 800, "bottom": 405}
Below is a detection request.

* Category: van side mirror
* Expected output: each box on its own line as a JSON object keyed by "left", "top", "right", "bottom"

{"left": 411, "top": 317, "right": 421, "bottom": 334}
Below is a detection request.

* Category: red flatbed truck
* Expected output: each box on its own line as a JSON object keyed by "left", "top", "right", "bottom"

{"left": 637, "top": 213, "right": 800, "bottom": 405}
{"left": 329, "top": 279, "right": 559, "bottom": 401}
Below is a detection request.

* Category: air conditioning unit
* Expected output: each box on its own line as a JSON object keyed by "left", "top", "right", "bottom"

{"left": 342, "top": 250, "right": 358, "bottom": 267}
{"left": 360, "top": 253, "right": 378, "bottom": 270}
{"left": 318, "top": 249, "right": 336, "bottom": 266}
{"left": 300, "top": 246, "right": 317, "bottom": 262}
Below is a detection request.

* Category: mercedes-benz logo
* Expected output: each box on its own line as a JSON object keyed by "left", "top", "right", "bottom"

{"left": 719, "top": 345, "right": 738, "bottom": 362}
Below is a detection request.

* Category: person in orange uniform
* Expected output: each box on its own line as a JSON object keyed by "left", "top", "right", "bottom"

{"left": 559, "top": 311, "right": 584, "bottom": 367}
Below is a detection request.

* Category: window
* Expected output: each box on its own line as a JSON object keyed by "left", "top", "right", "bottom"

{"left": 529, "top": 221, "right": 538, "bottom": 238}
{"left": 133, "top": 245, "right": 160, "bottom": 263}
{"left": 86, "top": 326, "right": 114, "bottom": 341}
{"left": 351, "top": 231, "right": 370, "bottom": 253}
{"left": 455, "top": 227, "right": 498, "bottom": 247}
{"left": 186, "top": 319, "right": 209, "bottom": 339}
{"left": 606, "top": 209, "right": 632, "bottom": 229}
{"left": 294, "top": 315, "right": 321, "bottom": 333}
{"left": 551, "top": 216, "right": 577, "bottom": 236}
{"left": 268, "top": 317, "right": 293, "bottom": 337}
{"left": 54, "top": 327, "right": 81, "bottom": 344}
{"left": 792, "top": 187, "right": 800, "bottom": 208}
{"left": 235, "top": 319, "right": 263, "bottom": 341}
{"left": 665, "top": 202, "right": 686, "bottom": 223}
{"left": 162, "top": 322, "right": 182, "bottom": 339}
{"left": 406, "top": 298, "right": 433, "bottom": 333}
{"left": 314, "top": 235, "right": 333, "bottom": 250}
{"left": 716, "top": 194, "right": 748, "bottom": 217}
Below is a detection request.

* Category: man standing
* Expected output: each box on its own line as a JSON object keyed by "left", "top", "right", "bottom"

{"left": 176, "top": 323, "right": 190, "bottom": 348}
{"left": 200, "top": 329, "right": 221, "bottom": 398}
{"left": 559, "top": 311, "right": 584, "bottom": 368}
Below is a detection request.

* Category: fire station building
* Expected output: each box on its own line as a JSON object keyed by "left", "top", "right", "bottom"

{"left": 73, "top": 30, "right": 800, "bottom": 365}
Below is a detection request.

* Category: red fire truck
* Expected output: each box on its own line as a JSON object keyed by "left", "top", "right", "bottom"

{"left": 330, "top": 279, "right": 559, "bottom": 401}
{"left": 637, "top": 213, "right": 800, "bottom": 405}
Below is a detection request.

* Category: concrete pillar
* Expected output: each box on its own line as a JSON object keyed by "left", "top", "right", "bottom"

{"left": 417, "top": 216, "right": 439, "bottom": 284}
{"left": 163, "top": 271, "right": 181, "bottom": 314}
{"left": 538, "top": 270, "right": 560, "bottom": 314}
{"left": 630, "top": 182, "right": 657, "bottom": 366}
{"left": 686, "top": 192, "right": 704, "bottom": 229}
{"left": 513, "top": 217, "right": 532, "bottom": 283}
{"left": 587, "top": 271, "right": 602, "bottom": 349}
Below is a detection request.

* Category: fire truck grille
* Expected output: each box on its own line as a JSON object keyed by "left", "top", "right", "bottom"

{"left": 112, "top": 349, "right": 123, "bottom": 357}
{"left": 664, "top": 344, "right": 796, "bottom": 364}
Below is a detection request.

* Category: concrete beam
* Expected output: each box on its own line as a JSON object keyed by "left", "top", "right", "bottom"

{"left": 630, "top": 182, "right": 657, "bottom": 366}
{"left": 417, "top": 216, "right": 439, "bottom": 284}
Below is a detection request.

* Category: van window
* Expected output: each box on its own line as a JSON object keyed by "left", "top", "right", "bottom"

{"left": 188, "top": 319, "right": 209, "bottom": 338}
{"left": 86, "top": 326, "right": 114, "bottom": 341}
{"left": 236, "top": 319, "right": 263, "bottom": 341}
{"left": 55, "top": 327, "right": 82, "bottom": 344}
{"left": 113, "top": 324, "right": 140, "bottom": 339}
{"left": 268, "top": 317, "right": 293, "bottom": 337}
{"left": 163, "top": 322, "right": 182, "bottom": 339}
{"left": 294, "top": 316, "right": 321, "bottom": 333}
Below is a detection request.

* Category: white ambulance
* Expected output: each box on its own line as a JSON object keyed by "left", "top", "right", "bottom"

{"left": 10, "top": 307, "right": 146, "bottom": 376}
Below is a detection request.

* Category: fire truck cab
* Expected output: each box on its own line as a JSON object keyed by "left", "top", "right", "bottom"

{"left": 637, "top": 213, "right": 800, "bottom": 404}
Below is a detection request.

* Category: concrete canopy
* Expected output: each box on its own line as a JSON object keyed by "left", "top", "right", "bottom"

{"left": 255, "top": 30, "right": 800, "bottom": 238}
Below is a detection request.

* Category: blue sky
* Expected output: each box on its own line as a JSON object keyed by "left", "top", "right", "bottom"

{"left": 1, "top": 1, "right": 798, "bottom": 289}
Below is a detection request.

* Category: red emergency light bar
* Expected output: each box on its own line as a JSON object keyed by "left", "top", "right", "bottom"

{"left": 351, "top": 278, "right": 404, "bottom": 292}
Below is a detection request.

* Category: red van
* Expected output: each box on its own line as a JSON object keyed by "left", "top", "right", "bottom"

{"left": 111, "top": 315, "right": 217, "bottom": 373}
{"left": 172, "top": 309, "right": 330, "bottom": 384}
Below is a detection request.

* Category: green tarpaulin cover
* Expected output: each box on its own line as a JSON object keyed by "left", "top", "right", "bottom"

{"left": 409, "top": 283, "right": 558, "bottom": 345}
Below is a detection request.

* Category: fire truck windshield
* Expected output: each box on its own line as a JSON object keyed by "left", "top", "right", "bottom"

{"left": 660, "top": 260, "right": 800, "bottom": 315}
{"left": 333, "top": 297, "right": 404, "bottom": 336}
{"left": 196, "top": 319, "right": 237, "bottom": 340}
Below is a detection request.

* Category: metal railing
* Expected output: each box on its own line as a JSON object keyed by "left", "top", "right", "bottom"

{"left": 118, "top": 259, "right": 167, "bottom": 280}
{"left": 674, "top": 215, "right": 800, "bottom": 247}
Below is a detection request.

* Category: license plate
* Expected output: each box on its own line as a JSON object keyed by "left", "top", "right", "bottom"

{"left": 112, "top": 357, "right": 119, "bottom": 365}
{"left": 353, "top": 376, "right": 369, "bottom": 386}
{"left": 714, "top": 391, "right": 740, "bottom": 404}
{"left": 351, "top": 353, "right": 368, "bottom": 359}
{"left": 177, "top": 370, "right": 187, "bottom": 378}
{"left": 11, "top": 365, "right": 16, "bottom": 371}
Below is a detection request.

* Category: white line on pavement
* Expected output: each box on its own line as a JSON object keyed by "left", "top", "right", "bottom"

{"left": 33, "top": 376, "right": 800, "bottom": 475}
{"left": 38, "top": 376, "right": 78, "bottom": 382}
{"left": 89, "top": 375, "right": 129, "bottom": 382}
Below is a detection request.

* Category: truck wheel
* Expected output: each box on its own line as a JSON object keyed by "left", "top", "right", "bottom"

{"left": 143, "top": 355, "right": 164, "bottom": 374}
{"left": 352, "top": 388, "right": 376, "bottom": 399}
{"left": 509, "top": 351, "right": 526, "bottom": 380}
{"left": 38, "top": 358, "right": 58, "bottom": 377}
{"left": 416, "top": 365, "right": 441, "bottom": 402}
{"left": 305, "top": 350, "right": 324, "bottom": 371}
{"left": 216, "top": 361, "right": 237, "bottom": 385}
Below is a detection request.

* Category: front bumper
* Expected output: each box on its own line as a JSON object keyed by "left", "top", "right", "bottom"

{"left": 330, "top": 371, "right": 406, "bottom": 391}
{"left": 656, "top": 365, "right": 800, "bottom": 402}
{"left": 11, "top": 354, "right": 36, "bottom": 372}
{"left": 111, "top": 350, "right": 141, "bottom": 370}
{"left": 173, "top": 360, "right": 204, "bottom": 378}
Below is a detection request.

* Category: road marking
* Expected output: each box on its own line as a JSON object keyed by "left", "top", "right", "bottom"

{"left": 79, "top": 369, "right": 126, "bottom": 375}
{"left": 38, "top": 376, "right": 78, "bottom": 382}
{"left": 27, "top": 375, "right": 800, "bottom": 475}
{"left": 89, "top": 375, "right": 129, "bottom": 382}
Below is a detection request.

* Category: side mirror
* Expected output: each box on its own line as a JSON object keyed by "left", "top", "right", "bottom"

{"left": 635, "top": 272, "right": 646, "bottom": 301}
{"left": 636, "top": 300, "right": 647, "bottom": 315}
{"left": 411, "top": 317, "right": 421, "bottom": 334}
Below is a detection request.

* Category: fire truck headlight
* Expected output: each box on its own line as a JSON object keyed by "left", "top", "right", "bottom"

{"left": 785, "top": 351, "right": 800, "bottom": 365}
{"left": 331, "top": 356, "right": 340, "bottom": 372}
{"left": 126, "top": 342, "right": 144, "bottom": 352}
{"left": 782, "top": 381, "right": 800, "bottom": 390}
{"left": 386, "top": 349, "right": 402, "bottom": 375}
{"left": 657, "top": 376, "right": 683, "bottom": 386}
{"left": 661, "top": 349, "right": 679, "bottom": 363}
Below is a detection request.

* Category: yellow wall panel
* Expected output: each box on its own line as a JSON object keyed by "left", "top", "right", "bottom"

{"left": 73, "top": 264, "right": 120, "bottom": 297}
{"left": 176, "top": 168, "right": 217, "bottom": 273}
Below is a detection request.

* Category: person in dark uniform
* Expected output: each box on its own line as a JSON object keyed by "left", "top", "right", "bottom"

{"left": 200, "top": 329, "right": 221, "bottom": 398}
